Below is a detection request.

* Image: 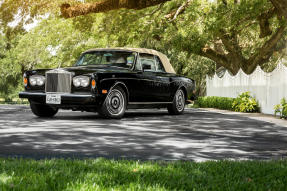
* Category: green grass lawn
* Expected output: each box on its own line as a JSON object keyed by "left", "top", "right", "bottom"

{"left": 0, "top": 158, "right": 286, "bottom": 191}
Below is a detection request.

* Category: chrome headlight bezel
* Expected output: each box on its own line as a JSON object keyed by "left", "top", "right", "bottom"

{"left": 29, "top": 75, "right": 45, "bottom": 86}
{"left": 73, "top": 76, "right": 90, "bottom": 88}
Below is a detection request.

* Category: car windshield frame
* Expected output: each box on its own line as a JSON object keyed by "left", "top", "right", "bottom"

{"left": 75, "top": 51, "right": 136, "bottom": 69}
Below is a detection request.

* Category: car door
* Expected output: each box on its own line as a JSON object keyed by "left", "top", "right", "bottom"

{"left": 133, "top": 53, "right": 171, "bottom": 102}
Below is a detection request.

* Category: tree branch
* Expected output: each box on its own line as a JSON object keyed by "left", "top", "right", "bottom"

{"left": 220, "top": 33, "right": 240, "bottom": 55}
{"left": 269, "top": 0, "right": 287, "bottom": 18}
{"left": 61, "top": 0, "right": 171, "bottom": 18}
{"left": 168, "top": 0, "right": 192, "bottom": 22}
{"left": 247, "top": 23, "right": 286, "bottom": 73}
{"left": 257, "top": 7, "right": 276, "bottom": 38}
{"left": 144, "top": 3, "right": 164, "bottom": 16}
{"left": 199, "top": 46, "right": 232, "bottom": 72}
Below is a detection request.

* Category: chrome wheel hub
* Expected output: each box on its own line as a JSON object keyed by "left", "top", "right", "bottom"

{"left": 175, "top": 90, "right": 185, "bottom": 112}
{"left": 106, "top": 89, "right": 125, "bottom": 115}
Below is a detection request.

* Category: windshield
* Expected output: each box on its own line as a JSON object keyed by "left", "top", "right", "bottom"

{"left": 76, "top": 51, "right": 136, "bottom": 69}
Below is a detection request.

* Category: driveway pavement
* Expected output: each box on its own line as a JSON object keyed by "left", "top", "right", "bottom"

{"left": 0, "top": 105, "right": 286, "bottom": 161}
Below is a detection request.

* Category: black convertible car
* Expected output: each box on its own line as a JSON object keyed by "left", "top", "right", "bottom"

{"left": 19, "top": 48, "right": 195, "bottom": 119}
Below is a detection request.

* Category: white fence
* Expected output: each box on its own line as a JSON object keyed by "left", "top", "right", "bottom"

{"left": 206, "top": 61, "right": 287, "bottom": 114}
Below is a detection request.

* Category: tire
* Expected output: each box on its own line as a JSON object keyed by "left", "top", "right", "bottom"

{"left": 98, "top": 86, "right": 127, "bottom": 119}
{"left": 167, "top": 89, "right": 186, "bottom": 115}
{"left": 30, "top": 103, "right": 58, "bottom": 117}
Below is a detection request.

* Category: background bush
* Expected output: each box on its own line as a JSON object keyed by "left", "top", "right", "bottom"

{"left": 0, "top": 98, "right": 28, "bottom": 105}
{"left": 232, "top": 92, "right": 260, "bottom": 113}
{"left": 274, "top": 98, "right": 287, "bottom": 119}
{"left": 196, "top": 96, "right": 235, "bottom": 111}
{"left": 196, "top": 92, "right": 260, "bottom": 113}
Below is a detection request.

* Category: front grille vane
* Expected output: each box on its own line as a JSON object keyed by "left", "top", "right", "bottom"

{"left": 45, "top": 69, "right": 72, "bottom": 93}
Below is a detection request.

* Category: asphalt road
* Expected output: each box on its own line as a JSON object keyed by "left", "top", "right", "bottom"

{"left": 0, "top": 105, "right": 287, "bottom": 161}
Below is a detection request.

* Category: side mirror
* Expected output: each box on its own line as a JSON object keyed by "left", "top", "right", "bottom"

{"left": 142, "top": 64, "right": 151, "bottom": 72}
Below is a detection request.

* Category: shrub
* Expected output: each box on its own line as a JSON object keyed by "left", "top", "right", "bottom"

{"left": 196, "top": 92, "right": 259, "bottom": 113}
{"left": 196, "top": 96, "right": 235, "bottom": 111}
{"left": 232, "top": 92, "right": 259, "bottom": 113}
{"left": 0, "top": 98, "right": 29, "bottom": 105}
{"left": 274, "top": 98, "right": 287, "bottom": 119}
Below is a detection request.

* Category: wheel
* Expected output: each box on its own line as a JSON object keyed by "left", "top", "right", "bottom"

{"left": 167, "top": 89, "right": 185, "bottom": 115}
{"left": 30, "top": 102, "right": 58, "bottom": 117}
{"left": 98, "top": 86, "right": 127, "bottom": 119}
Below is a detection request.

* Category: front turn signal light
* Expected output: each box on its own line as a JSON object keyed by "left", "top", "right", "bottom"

{"left": 91, "top": 79, "right": 96, "bottom": 89}
{"left": 24, "top": 77, "right": 28, "bottom": 87}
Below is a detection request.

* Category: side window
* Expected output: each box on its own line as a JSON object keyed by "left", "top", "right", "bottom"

{"left": 135, "top": 55, "right": 142, "bottom": 71}
{"left": 139, "top": 54, "right": 156, "bottom": 72}
{"left": 155, "top": 56, "right": 166, "bottom": 73}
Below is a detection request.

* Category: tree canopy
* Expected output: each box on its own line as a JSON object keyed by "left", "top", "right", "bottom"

{"left": 0, "top": 0, "right": 286, "bottom": 98}
{"left": 60, "top": 0, "right": 287, "bottom": 74}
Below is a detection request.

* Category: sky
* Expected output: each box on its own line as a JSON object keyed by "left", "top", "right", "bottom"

{"left": 7, "top": 9, "right": 50, "bottom": 32}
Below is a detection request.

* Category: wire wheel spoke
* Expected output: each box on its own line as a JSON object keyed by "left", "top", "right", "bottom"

{"left": 175, "top": 90, "right": 185, "bottom": 112}
{"left": 106, "top": 89, "right": 124, "bottom": 115}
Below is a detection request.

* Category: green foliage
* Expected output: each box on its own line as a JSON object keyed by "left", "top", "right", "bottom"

{"left": 0, "top": 158, "right": 287, "bottom": 190}
{"left": 274, "top": 104, "right": 282, "bottom": 116}
{"left": 197, "top": 96, "right": 235, "bottom": 110}
{"left": 0, "top": 0, "right": 286, "bottom": 98}
{"left": 274, "top": 98, "right": 287, "bottom": 119}
{"left": 232, "top": 92, "right": 260, "bottom": 113}
{"left": 0, "top": 98, "right": 28, "bottom": 104}
{"left": 197, "top": 92, "right": 260, "bottom": 113}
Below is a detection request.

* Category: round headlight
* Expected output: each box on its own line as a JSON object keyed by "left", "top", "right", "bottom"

{"left": 29, "top": 75, "right": 45, "bottom": 86}
{"left": 73, "top": 78, "right": 81, "bottom": 87}
{"left": 81, "top": 79, "right": 89, "bottom": 87}
{"left": 29, "top": 78, "right": 37, "bottom": 86}
{"left": 36, "top": 76, "right": 45, "bottom": 86}
{"left": 73, "top": 76, "right": 90, "bottom": 88}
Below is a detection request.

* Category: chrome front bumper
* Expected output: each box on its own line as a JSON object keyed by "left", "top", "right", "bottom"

{"left": 19, "top": 91, "right": 96, "bottom": 105}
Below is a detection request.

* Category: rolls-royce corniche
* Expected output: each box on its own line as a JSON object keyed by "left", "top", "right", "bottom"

{"left": 19, "top": 48, "right": 195, "bottom": 119}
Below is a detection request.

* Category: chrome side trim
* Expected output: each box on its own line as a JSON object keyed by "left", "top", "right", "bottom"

{"left": 128, "top": 102, "right": 172, "bottom": 105}
{"left": 100, "top": 78, "right": 171, "bottom": 84}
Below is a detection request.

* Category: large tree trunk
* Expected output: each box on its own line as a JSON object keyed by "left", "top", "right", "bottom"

{"left": 61, "top": 0, "right": 287, "bottom": 19}
{"left": 270, "top": 0, "right": 287, "bottom": 18}
{"left": 60, "top": 0, "right": 287, "bottom": 76}
{"left": 199, "top": 21, "right": 286, "bottom": 75}
{"left": 61, "top": 0, "right": 170, "bottom": 18}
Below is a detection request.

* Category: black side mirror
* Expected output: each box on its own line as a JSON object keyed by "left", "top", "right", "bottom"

{"left": 142, "top": 64, "right": 151, "bottom": 72}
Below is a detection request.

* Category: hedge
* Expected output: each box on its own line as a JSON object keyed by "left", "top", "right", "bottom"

{"left": 196, "top": 92, "right": 260, "bottom": 113}
{"left": 196, "top": 96, "right": 235, "bottom": 111}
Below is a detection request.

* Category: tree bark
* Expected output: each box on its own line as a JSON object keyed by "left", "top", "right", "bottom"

{"left": 199, "top": 46, "right": 240, "bottom": 75}
{"left": 61, "top": 0, "right": 170, "bottom": 18}
{"left": 269, "top": 0, "right": 287, "bottom": 18}
{"left": 61, "top": 0, "right": 287, "bottom": 19}
{"left": 257, "top": 8, "right": 276, "bottom": 38}
{"left": 198, "top": 21, "right": 286, "bottom": 75}
{"left": 245, "top": 23, "right": 286, "bottom": 74}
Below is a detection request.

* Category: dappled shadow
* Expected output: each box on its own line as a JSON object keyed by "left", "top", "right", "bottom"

{"left": 0, "top": 107, "right": 287, "bottom": 161}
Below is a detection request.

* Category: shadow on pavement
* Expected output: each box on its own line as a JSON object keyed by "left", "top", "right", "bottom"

{"left": 0, "top": 108, "right": 287, "bottom": 161}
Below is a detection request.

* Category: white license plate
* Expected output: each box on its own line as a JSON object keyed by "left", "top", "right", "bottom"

{"left": 46, "top": 94, "right": 61, "bottom": 104}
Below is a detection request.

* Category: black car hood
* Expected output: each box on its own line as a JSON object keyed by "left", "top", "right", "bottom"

{"left": 45, "top": 65, "right": 131, "bottom": 76}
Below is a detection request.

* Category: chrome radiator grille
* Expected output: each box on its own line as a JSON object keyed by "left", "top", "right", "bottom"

{"left": 45, "top": 70, "right": 72, "bottom": 93}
